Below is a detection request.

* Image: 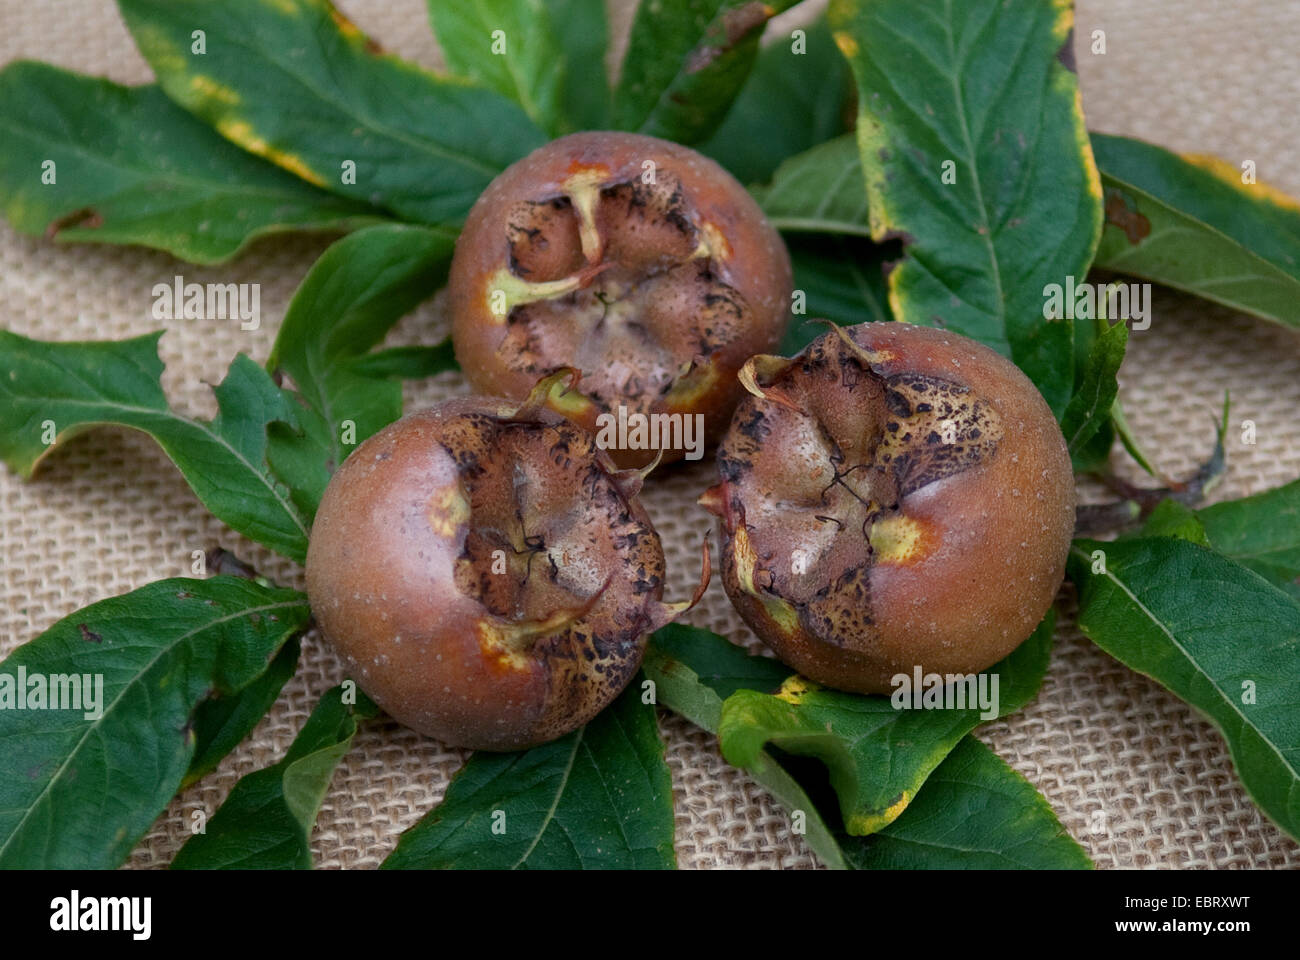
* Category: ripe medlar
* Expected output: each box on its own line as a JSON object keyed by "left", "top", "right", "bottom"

{"left": 701, "top": 322, "right": 1075, "bottom": 694}
{"left": 449, "top": 131, "right": 793, "bottom": 467}
{"left": 305, "top": 374, "right": 707, "bottom": 751}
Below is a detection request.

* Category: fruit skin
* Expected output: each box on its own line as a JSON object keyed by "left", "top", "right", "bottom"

{"left": 702, "top": 322, "right": 1075, "bottom": 694}
{"left": 305, "top": 387, "right": 691, "bottom": 751}
{"left": 449, "top": 131, "right": 793, "bottom": 468}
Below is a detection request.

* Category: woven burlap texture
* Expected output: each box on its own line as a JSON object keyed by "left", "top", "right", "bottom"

{"left": 2, "top": 0, "right": 1298, "bottom": 869}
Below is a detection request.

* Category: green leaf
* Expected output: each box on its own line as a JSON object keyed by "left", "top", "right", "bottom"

{"left": 718, "top": 611, "right": 1054, "bottom": 836}
{"left": 839, "top": 736, "right": 1091, "bottom": 869}
{"left": 0, "top": 61, "right": 385, "bottom": 264}
{"left": 1069, "top": 537, "right": 1300, "bottom": 842}
{"left": 0, "top": 332, "right": 312, "bottom": 562}
{"left": 0, "top": 577, "right": 310, "bottom": 868}
{"left": 644, "top": 625, "right": 847, "bottom": 869}
{"left": 1135, "top": 481, "right": 1300, "bottom": 597}
{"left": 116, "top": 0, "right": 546, "bottom": 225}
{"left": 646, "top": 625, "right": 789, "bottom": 716}
{"left": 1136, "top": 499, "right": 1211, "bottom": 548}
{"left": 613, "top": 0, "right": 797, "bottom": 144}
{"left": 268, "top": 225, "right": 454, "bottom": 430}
{"left": 265, "top": 405, "right": 335, "bottom": 525}
{"left": 1068, "top": 414, "right": 1115, "bottom": 476}
{"left": 382, "top": 682, "right": 675, "bottom": 869}
{"left": 700, "top": 18, "right": 852, "bottom": 184}
{"left": 1092, "top": 133, "right": 1300, "bottom": 330}
{"left": 1197, "top": 480, "right": 1300, "bottom": 598}
{"left": 758, "top": 137, "right": 893, "bottom": 355}
{"left": 828, "top": 0, "right": 1103, "bottom": 417}
{"left": 549, "top": 0, "right": 611, "bottom": 130}
{"left": 172, "top": 684, "right": 376, "bottom": 869}
{"left": 754, "top": 135, "right": 871, "bottom": 236}
{"left": 346, "top": 343, "right": 457, "bottom": 381}
{"left": 1111, "top": 398, "right": 1156, "bottom": 476}
{"left": 426, "top": 0, "right": 564, "bottom": 135}
{"left": 184, "top": 635, "right": 301, "bottom": 788}
{"left": 264, "top": 224, "right": 456, "bottom": 518}
{"left": 780, "top": 235, "right": 892, "bottom": 355}
{"left": 646, "top": 627, "right": 1082, "bottom": 869}
{"left": 647, "top": 625, "right": 1079, "bottom": 869}
{"left": 1060, "top": 319, "right": 1127, "bottom": 467}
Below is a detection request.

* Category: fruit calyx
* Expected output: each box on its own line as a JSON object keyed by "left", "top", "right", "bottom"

{"left": 484, "top": 164, "right": 751, "bottom": 426}
{"left": 702, "top": 325, "right": 1005, "bottom": 643}
{"left": 442, "top": 372, "right": 709, "bottom": 662}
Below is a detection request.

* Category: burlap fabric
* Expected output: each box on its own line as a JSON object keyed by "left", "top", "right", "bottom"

{"left": 2, "top": 0, "right": 1297, "bottom": 869}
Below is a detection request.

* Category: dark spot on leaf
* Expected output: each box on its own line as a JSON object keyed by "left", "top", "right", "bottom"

{"left": 721, "top": 2, "right": 771, "bottom": 43}
{"left": 78, "top": 623, "right": 102, "bottom": 643}
{"left": 46, "top": 207, "right": 103, "bottom": 238}
{"left": 1104, "top": 188, "right": 1152, "bottom": 245}
{"left": 685, "top": 1, "right": 771, "bottom": 73}
{"left": 685, "top": 46, "right": 720, "bottom": 74}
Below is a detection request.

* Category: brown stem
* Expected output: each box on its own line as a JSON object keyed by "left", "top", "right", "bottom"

{"left": 1073, "top": 412, "right": 1227, "bottom": 536}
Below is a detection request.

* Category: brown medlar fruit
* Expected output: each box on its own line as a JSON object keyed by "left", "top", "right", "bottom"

{"left": 449, "top": 131, "right": 793, "bottom": 467}
{"left": 305, "top": 374, "right": 707, "bottom": 751}
{"left": 701, "top": 322, "right": 1075, "bottom": 694}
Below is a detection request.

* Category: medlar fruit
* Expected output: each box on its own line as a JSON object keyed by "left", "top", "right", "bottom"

{"left": 701, "top": 322, "right": 1075, "bottom": 694}
{"left": 305, "top": 374, "right": 707, "bottom": 751}
{"left": 449, "top": 131, "right": 793, "bottom": 467}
